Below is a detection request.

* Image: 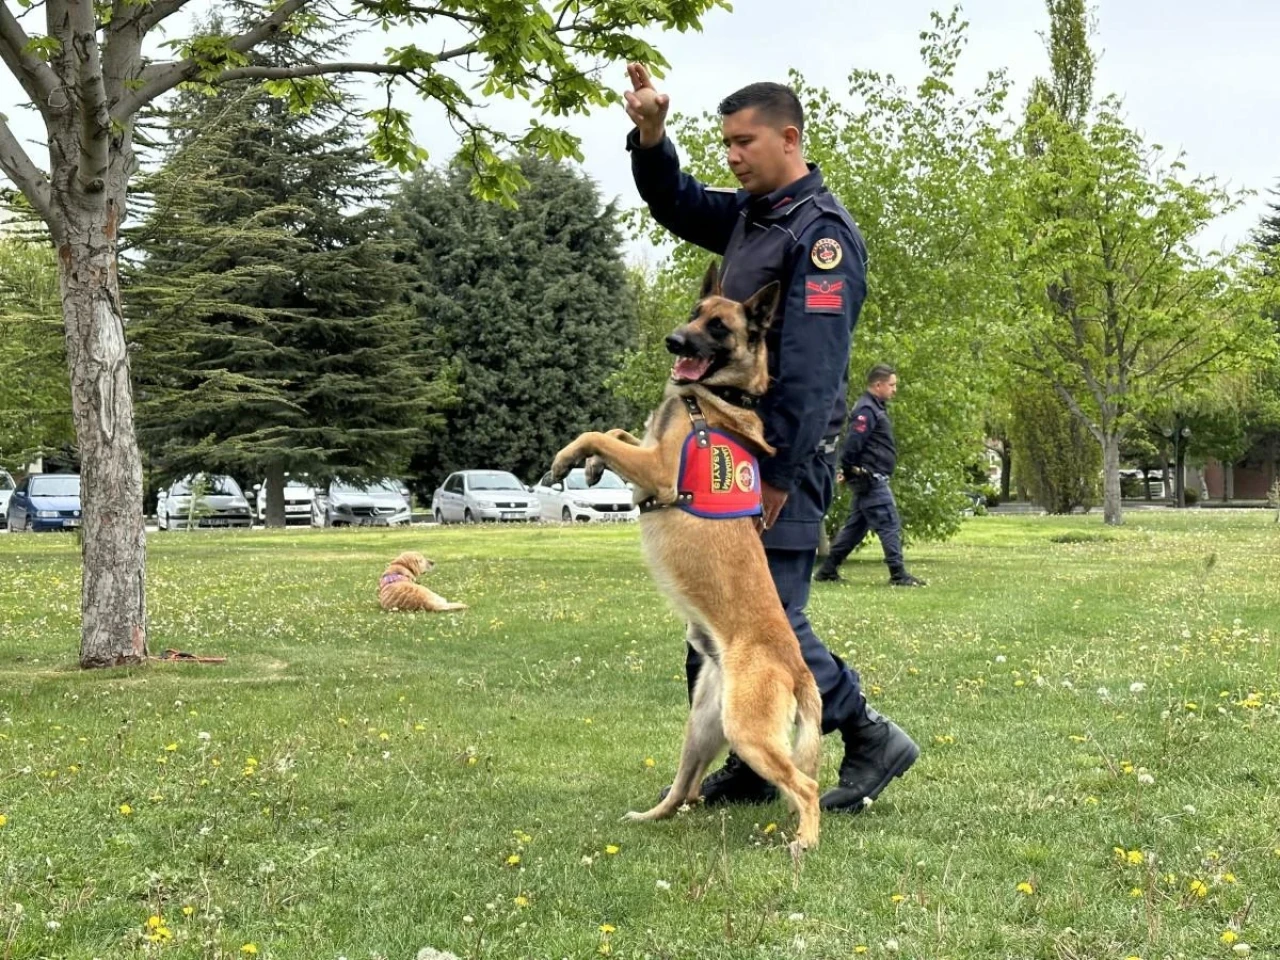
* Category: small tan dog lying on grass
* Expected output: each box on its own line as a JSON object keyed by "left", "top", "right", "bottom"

{"left": 378, "top": 551, "right": 467, "bottom": 612}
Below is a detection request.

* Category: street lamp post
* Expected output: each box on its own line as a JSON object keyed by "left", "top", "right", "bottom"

{"left": 1163, "top": 420, "right": 1193, "bottom": 507}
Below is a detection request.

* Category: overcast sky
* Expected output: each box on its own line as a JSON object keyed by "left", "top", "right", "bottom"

{"left": 4, "top": 0, "right": 1277, "bottom": 260}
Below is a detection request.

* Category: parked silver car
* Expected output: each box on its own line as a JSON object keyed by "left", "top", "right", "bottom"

{"left": 0, "top": 470, "right": 13, "bottom": 529}
{"left": 156, "top": 474, "right": 254, "bottom": 530}
{"left": 532, "top": 468, "right": 638, "bottom": 522}
{"left": 254, "top": 476, "right": 316, "bottom": 524}
{"left": 431, "top": 470, "right": 539, "bottom": 523}
{"left": 312, "top": 478, "right": 412, "bottom": 527}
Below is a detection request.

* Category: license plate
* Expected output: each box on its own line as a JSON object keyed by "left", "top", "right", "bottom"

{"left": 359, "top": 517, "right": 389, "bottom": 526}
{"left": 206, "top": 519, "right": 230, "bottom": 527}
{"left": 502, "top": 512, "right": 523, "bottom": 520}
{"left": 65, "top": 519, "right": 81, "bottom": 527}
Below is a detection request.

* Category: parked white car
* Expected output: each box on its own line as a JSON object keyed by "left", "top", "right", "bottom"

{"left": 0, "top": 470, "right": 13, "bottom": 529}
{"left": 312, "top": 478, "right": 412, "bottom": 527}
{"left": 156, "top": 474, "right": 254, "bottom": 530}
{"left": 254, "top": 476, "right": 315, "bottom": 524}
{"left": 431, "top": 470, "right": 539, "bottom": 524}
{"left": 533, "top": 468, "right": 638, "bottom": 522}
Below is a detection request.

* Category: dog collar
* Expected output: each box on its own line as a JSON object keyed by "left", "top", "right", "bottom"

{"left": 668, "top": 381, "right": 762, "bottom": 410}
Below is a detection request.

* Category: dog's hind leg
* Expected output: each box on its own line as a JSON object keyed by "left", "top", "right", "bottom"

{"left": 623, "top": 655, "right": 725, "bottom": 822}
{"left": 723, "top": 664, "right": 821, "bottom": 854}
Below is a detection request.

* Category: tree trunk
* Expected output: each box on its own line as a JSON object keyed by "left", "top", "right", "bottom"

{"left": 1224, "top": 463, "right": 1234, "bottom": 503}
{"left": 57, "top": 195, "right": 148, "bottom": 667}
{"left": 265, "top": 461, "right": 286, "bottom": 528}
{"left": 1101, "top": 432, "right": 1123, "bottom": 525}
{"left": 1142, "top": 468, "right": 1152, "bottom": 501}
{"left": 1000, "top": 439, "right": 1012, "bottom": 502}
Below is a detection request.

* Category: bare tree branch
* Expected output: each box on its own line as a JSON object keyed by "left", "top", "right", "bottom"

{"left": 0, "top": 112, "right": 55, "bottom": 226}
{"left": 211, "top": 61, "right": 415, "bottom": 84}
{"left": 67, "top": 0, "right": 109, "bottom": 192}
{"left": 0, "top": 0, "right": 60, "bottom": 114}
{"left": 136, "top": 0, "right": 197, "bottom": 33}
{"left": 348, "top": 0, "right": 481, "bottom": 24}
{"left": 112, "top": 0, "right": 315, "bottom": 120}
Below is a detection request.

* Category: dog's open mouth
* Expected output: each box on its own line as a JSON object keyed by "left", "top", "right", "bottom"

{"left": 671, "top": 357, "right": 714, "bottom": 382}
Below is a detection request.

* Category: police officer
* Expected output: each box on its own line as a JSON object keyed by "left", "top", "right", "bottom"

{"left": 815, "top": 364, "right": 926, "bottom": 587}
{"left": 624, "top": 65, "right": 918, "bottom": 812}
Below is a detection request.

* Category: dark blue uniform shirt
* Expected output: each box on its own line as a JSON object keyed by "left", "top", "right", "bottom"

{"left": 627, "top": 130, "right": 868, "bottom": 493}
{"left": 839, "top": 391, "right": 897, "bottom": 479}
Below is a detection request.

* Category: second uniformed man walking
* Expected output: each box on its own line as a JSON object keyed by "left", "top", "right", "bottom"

{"left": 816, "top": 364, "right": 926, "bottom": 586}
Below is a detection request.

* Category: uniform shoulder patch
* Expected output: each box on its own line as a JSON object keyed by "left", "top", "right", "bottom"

{"left": 804, "top": 275, "right": 845, "bottom": 314}
{"left": 810, "top": 237, "right": 843, "bottom": 269}
{"left": 853, "top": 413, "right": 869, "bottom": 433}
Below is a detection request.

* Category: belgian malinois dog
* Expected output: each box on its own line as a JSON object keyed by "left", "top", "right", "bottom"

{"left": 549, "top": 262, "right": 823, "bottom": 853}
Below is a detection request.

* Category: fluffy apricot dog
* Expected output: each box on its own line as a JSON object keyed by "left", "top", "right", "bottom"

{"left": 378, "top": 551, "right": 467, "bottom": 612}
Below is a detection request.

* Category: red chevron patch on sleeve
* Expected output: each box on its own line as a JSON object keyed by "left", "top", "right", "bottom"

{"left": 804, "top": 276, "right": 845, "bottom": 314}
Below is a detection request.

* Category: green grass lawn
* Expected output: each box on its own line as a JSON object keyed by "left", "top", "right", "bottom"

{"left": 1, "top": 513, "right": 1278, "bottom": 960}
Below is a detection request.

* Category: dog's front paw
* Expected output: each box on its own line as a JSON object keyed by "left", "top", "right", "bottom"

{"left": 584, "top": 455, "right": 607, "bottom": 487}
{"left": 550, "top": 445, "right": 579, "bottom": 483}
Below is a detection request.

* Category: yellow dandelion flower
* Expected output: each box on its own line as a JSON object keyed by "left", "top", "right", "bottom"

{"left": 1222, "top": 873, "right": 1237, "bottom": 884}
{"left": 0, "top": 814, "right": 7, "bottom": 827}
{"left": 514, "top": 896, "right": 529, "bottom": 907}
{"left": 240, "top": 944, "right": 258, "bottom": 955}
{"left": 644, "top": 757, "right": 656, "bottom": 768}
{"left": 211, "top": 758, "right": 221, "bottom": 767}
{"left": 1189, "top": 879, "right": 1208, "bottom": 898}
{"left": 1130, "top": 887, "right": 1143, "bottom": 898}
{"left": 599, "top": 924, "right": 616, "bottom": 934}
{"left": 378, "top": 732, "right": 390, "bottom": 741}
{"left": 414, "top": 724, "right": 426, "bottom": 732}
{"left": 119, "top": 803, "right": 133, "bottom": 816}
{"left": 1126, "top": 850, "right": 1144, "bottom": 865}
{"left": 1085, "top": 796, "right": 1099, "bottom": 804}
{"left": 762, "top": 823, "right": 777, "bottom": 834}
{"left": 890, "top": 893, "right": 906, "bottom": 903}
{"left": 604, "top": 845, "right": 620, "bottom": 855}
{"left": 467, "top": 756, "right": 478, "bottom": 766}
{"left": 165, "top": 743, "right": 178, "bottom": 752}
{"left": 1222, "top": 931, "right": 1239, "bottom": 945}
{"left": 855, "top": 948, "right": 868, "bottom": 955}
{"left": 1016, "top": 882, "right": 1034, "bottom": 895}
{"left": 1185, "top": 702, "right": 1197, "bottom": 711}
{"left": 506, "top": 854, "right": 521, "bottom": 866}
{"left": 182, "top": 905, "right": 195, "bottom": 917}
{"left": 146, "top": 916, "right": 164, "bottom": 930}
{"left": 338, "top": 717, "right": 349, "bottom": 726}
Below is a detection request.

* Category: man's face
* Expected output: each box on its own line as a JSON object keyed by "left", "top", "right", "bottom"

{"left": 871, "top": 375, "right": 898, "bottom": 401}
{"left": 721, "top": 107, "right": 795, "bottom": 196}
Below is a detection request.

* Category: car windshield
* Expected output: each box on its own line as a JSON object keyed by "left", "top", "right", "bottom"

{"left": 333, "top": 479, "right": 402, "bottom": 495}
{"left": 0, "top": 472, "right": 13, "bottom": 491}
{"left": 565, "top": 470, "right": 626, "bottom": 491}
{"left": 172, "top": 476, "right": 242, "bottom": 497}
{"left": 283, "top": 479, "right": 312, "bottom": 490}
{"left": 30, "top": 475, "right": 81, "bottom": 497}
{"left": 468, "top": 472, "right": 523, "bottom": 491}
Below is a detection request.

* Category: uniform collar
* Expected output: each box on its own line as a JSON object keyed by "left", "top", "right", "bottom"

{"left": 747, "top": 164, "right": 824, "bottom": 220}
{"left": 863, "top": 390, "right": 887, "bottom": 412}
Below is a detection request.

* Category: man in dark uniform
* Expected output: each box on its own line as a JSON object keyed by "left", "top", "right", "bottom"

{"left": 816, "top": 364, "right": 926, "bottom": 586}
{"left": 624, "top": 64, "right": 918, "bottom": 813}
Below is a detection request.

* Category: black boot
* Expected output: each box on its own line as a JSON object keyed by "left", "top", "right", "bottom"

{"left": 813, "top": 562, "right": 843, "bottom": 583}
{"left": 889, "top": 570, "right": 926, "bottom": 587}
{"left": 658, "top": 752, "right": 778, "bottom": 806}
{"left": 820, "top": 707, "right": 919, "bottom": 812}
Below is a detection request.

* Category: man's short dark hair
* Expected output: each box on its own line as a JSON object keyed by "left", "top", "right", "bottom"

{"left": 718, "top": 82, "right": 804, "bottom": 136}
{"left": 867, "top": 363, "right": 896, "bottom": 386}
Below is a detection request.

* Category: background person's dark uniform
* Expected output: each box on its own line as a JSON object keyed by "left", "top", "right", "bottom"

{"left": 816, "top": 391, "right": 920, "bottom": 584}
{"left": 628, "top": 129, "right": 918, "bottom": 810}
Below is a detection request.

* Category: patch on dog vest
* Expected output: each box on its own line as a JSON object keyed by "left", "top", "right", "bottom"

{"left": 676, "top": 428, "right": 762, "bottom": 519}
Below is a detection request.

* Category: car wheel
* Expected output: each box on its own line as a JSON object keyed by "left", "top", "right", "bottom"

{"left": 561, "top": 506, "right": 572, "bottom": 523}
{"left": 464, "top": 508, "right": 476, "bottom": 524}
{"left": 434, "top": 508, "right": 444, "bottom": 525}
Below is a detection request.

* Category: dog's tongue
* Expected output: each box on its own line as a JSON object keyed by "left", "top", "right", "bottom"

{"left": 672, "top": 357, "right": 711, "bottom": 382}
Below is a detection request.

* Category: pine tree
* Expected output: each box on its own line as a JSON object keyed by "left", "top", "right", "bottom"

{"left": 394, "top": 157, "right": 634, "bottom": 495}
{"left": 127, "top": 27, "right": 453, "bottom": 525}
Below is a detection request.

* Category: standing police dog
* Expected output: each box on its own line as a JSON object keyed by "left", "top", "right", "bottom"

{"left": 549, "top": 262, "right": 824, "bottom": 854}
{"left": 378, "top": 551, "right": 468, "bottom": 613}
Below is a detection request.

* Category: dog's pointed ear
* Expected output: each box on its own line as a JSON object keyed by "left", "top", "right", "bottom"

{"left": 742, "top": 281, "right": 781, "bottom": 336}
{"left": 699, "top": 259, "right": 722, "bottom": 300}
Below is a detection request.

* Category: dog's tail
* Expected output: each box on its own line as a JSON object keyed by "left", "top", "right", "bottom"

{"left": 791, "top": 675, "right": 823, "bottom": 781}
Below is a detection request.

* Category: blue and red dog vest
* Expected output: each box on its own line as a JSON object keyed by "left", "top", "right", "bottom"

{"left": 640, "top": 393, "right": 763, "bottom": 520}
